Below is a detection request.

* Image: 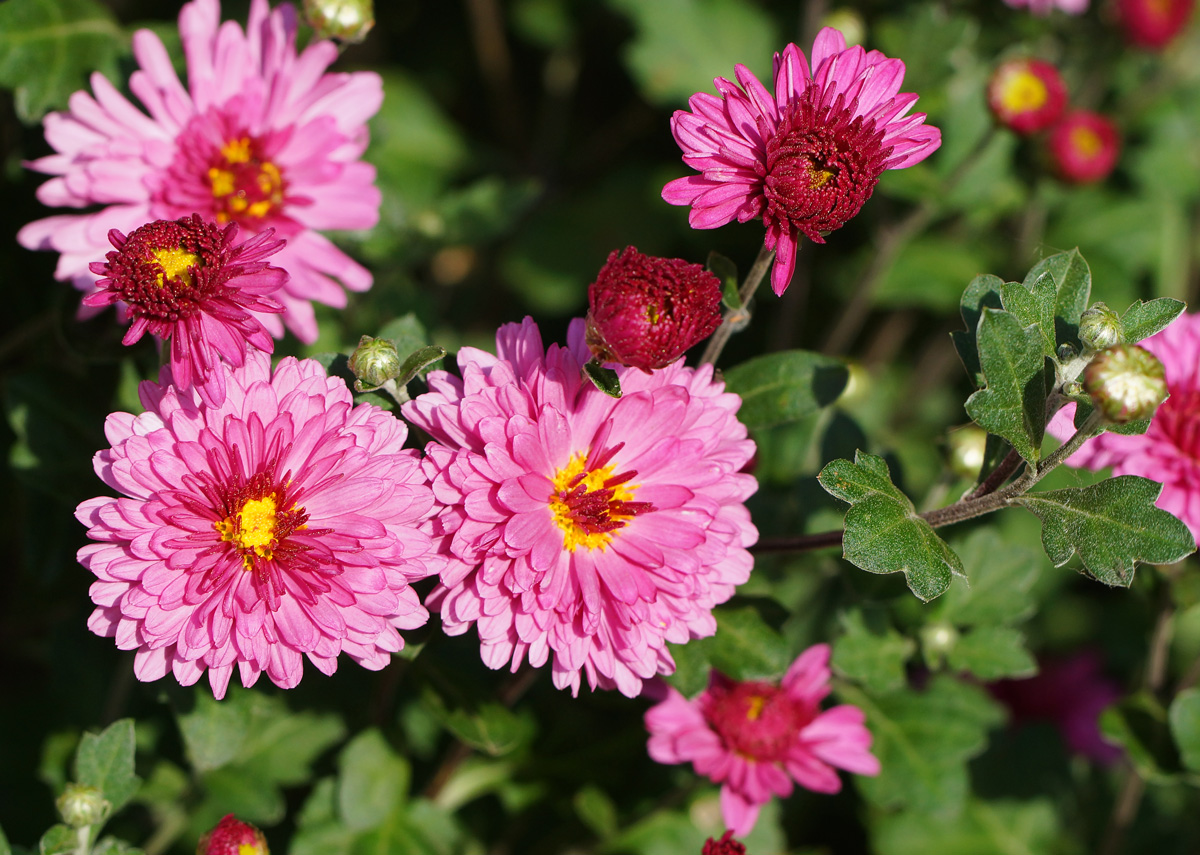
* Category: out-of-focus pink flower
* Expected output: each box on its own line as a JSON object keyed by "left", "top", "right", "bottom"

{"left": 1047, "top": 111, "right": 1120, "bottom": 183}
{"left": 987, "top": 59, "right": 1068, "bottom": 135}
{"left": 402, "top": 317, "right": 758, "bottom": 697}
{"left": 989, "top": 651, "right": 1123, "bottom": 763}
{"left": 18, "top": 0, "right": 382, "bottom": 343}
{"left": 1002, "top": 0, "right": 1089, "bottom": 14}
{"left": 645, "top": 645, "right": 879, "bottom": 836}
{"left": 585, "top": 247, "right": 723, "bottom": 372}
{"left": 1115, "top": 0, "right": 1195, "bottom": 49}
{"left": 1050, "top": 313, "right": 1200, "bottom": 538}
{"left": 76, "top": 351, "right": 442, "bottom": 699}
{"left": 198, "top": 815, "right": 269, "bottom": 855}
{"left": 86, "top": 214, "right": 286, "bottom": 407}
{"left": 662, "top": 27, "right": 940, "bottom": 297}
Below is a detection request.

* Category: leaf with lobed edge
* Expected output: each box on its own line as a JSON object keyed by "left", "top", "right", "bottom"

{"left": 724, "top": 350, "right": 848, "bottom": 430}
{"left": 1022, "top": 248, "right": 1092, "bottom": 351}
{"left": 964, "top": 308, "right": 1047, "bottom": 464}
{"left": 1120, "top": 297, "right": 1186, "bottom": 345}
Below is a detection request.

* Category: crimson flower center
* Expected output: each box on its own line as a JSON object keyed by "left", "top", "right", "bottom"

{"left": 208, "top": 137, "right": 286, "bottom": 227}
{"left": 548, "top": 447, "right": 654, "bottom": 552}
{"left": 702, "top": 680, "right": 812, "bottom": 762}
{"left": 762, "top": 89, "right": 890, "bottom": 243}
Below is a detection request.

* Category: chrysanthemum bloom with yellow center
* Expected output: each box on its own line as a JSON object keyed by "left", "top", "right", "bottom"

{"left": 987, "top": 58, "right": 1068, "bottom": 135}
{"left": 18, "top": 0, "right": 382, "bottom": 343}
{"left": 197, "top": 815, "right": 269, "bottom": 855}
{"left": 1047, "top": 110, "right": 1120, "bottom": 184}
{"left": 661, "top": 27, "right": 941, "bottom": 297}
{"left": 645, "top": 644, "right": 879, "bottom": 836}
{"left": 1116, "top": 0, "right": 1195, "bottom": 49}
{"left": 402, "top": 317, "right": 758, "bottom": 697}
{"left": 76, "top": 351, "right": 444, "bottom": 698}
{"left": 86, "top": 214, "right": 286, "bottom": 407}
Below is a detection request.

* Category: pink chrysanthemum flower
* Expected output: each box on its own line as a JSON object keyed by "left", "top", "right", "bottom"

{"left": 18, "top": 0, "right": 382, "bottom": 344}
{"left": 1051, "top": 313, "right": 1200, "bottom": 538}
{"left": 86, "top": 214, "right": 286, "bottom": 407}
{"left": 1047, "top": 111, "right": 1120, "bottom": 184}
{"left": 645, "top": 644, "right": 880, "bottom": 836}
{"left": 76, "top": 351, "right": 442, "bottom": 699}
{"left": 1115, "top": 0, "right": 1195, "bottom": 49}
{"left": 987, "top": 59, "right": 1068, "bottom": 136}
{"left": 1002, "top": 0, "right": 1089, "bottom": 14}
{"left": 661, "top": 27, "right": 941, "bottom": 297}
{"left": 402, "top": 317, "right": 758, "bottom": 697}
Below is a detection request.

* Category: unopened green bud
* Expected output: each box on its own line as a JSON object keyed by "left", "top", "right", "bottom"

{"left": 302, "top": 0, "right": 374, "bottom": 43}
{"left": 1079, "top": 302, "right": 1122, "bottom": 351}
{"left": 947, "top": 425, "right": 987, "bottom": 480}
{"left": 347, "top": 335, "right": 402, "bottom": 390}
{"left": 921, "top": 622, "right": 959, "bottom": 666}
{"left": 1082, "top": 344, "right": 1167, "bottom": 423}
{"left": 57, "top": 783, "right": 109, "bottom": 828}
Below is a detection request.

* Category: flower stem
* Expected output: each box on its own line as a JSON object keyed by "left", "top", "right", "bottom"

{"left": 699, "top": 244, "right": 776, "bottom": 366}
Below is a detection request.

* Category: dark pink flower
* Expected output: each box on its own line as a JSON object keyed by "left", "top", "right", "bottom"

{"left": 987, "top": 59, "right": 1068, "bottom": 135}
{"left": 1047, "top": 111, "right": 1120, "bottom": 184}
{"left": 645, "top": 645, "right": 879, "bottom": 836}
{"left": 702, "top": 831, "right": 746, "bottom": 855}
{"left": 1115, "top": 0, "right": 1195, "bottom": 49}
{"left": 662, "top": 27, "right": 940, "bottom": 296}
{"left": 76, "top": 351, "right": 443, "bottom": 698}
{"left": 18, "top": 0, "right": 382, "bottom": 343}
{"left": 86, "top": 214, "right": 286, "bottom": 407}
{"left": 198, "top": 815, "right": 268, "bottom": 855}
{"left": 402, "top": 318, "right": 757, "bottom": 697}
{"left": 585, "top": 247, "right": 723, "bottom": 372}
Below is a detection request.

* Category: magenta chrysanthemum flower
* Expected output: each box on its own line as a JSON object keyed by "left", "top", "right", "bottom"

{"left": 18, "top": 0, "right": 382, "bottom": 343}
{"left": 402, "top": 317, "right": 758, "bottom": 697}
{"left": 1047, "top": 111, "right": 1120, "bottom": 184}
{"left": 1050, "top": 313, "right": 1200, "bottom": 538}
{"left": 661, "top": 27, "right": 941, "bottom": 297}
{"left": 86, "top": 214, "right": 286, "bottom": 407}
{"left": 987, "top": 59, "right": 1068, "bottom": 136}
{"left": 1115, "top": 0, "right": 1195, "bottom": 49}
{"left": 1002, "top": 0, "right": 1089, "bottom": 14}
{"left": 645, "top": 644, "right": 880, "bottom": 836}
{"left": 76, "top": 351, "right": 443, "bottom": 698}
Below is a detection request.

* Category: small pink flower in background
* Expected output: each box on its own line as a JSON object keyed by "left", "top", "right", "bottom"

{"left": 77, "top": 351, "right": 443, "bottom": 699}
{"left": 402, "top": 317, "right": 758, "bottom": 697}
{"left": 1050, "top": 312, "right": 1200, "bottom": 539}
{"left": 1115, "top": 0, "right": 1196, "bottom": 49}
{"left": 987, "top": 59, "right": 1068, "bottom": 135}
{"left": 87, "top": 214, "right": 286, "bottom": 407}
{"left": 198, "top": 815, "right": 269, "bottom": 855}
{"left": 585, "top": 246, "right": 723, "bottom": 372}
{"left": 18, "top": 0, "right": 382, "bottom": 343}
{"left": 1002, "top": 0, "right": 1089, "bottom": 14}
{"left": 645, "top": 644, "right": 880, "bottom": 836}
{"left": 1047, "top": 111, "right": 1120, "bottom": 183}
{"left": 989, "top": 651, "right": 1123, "bottom": 763}
{"left": 662, "top": 28, "right": 941, "bottom": 297}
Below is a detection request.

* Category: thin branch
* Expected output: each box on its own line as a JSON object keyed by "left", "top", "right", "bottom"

{"left": 699, "top": 245, "right": 776, "bottom": 366}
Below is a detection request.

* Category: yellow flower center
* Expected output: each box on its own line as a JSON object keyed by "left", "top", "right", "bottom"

{"left": 548, "top": 452, "right": 642, "bottom": 552}
{"left": 745, "top": 694, "right": 767, "bottom": 721}
{"left": 1070, "top": 126, "right": 1103, "bottom": 158}
{"left": 208, "top": 137, "right": 285, "bottom": 225}
{"left": 999, "top": 69, "right": 1048, "bottom": 114}
{"left": 150, "top": 246, "right": 200, "bottom": 289}
{"left": 216, "top": 495, "right": 282, "bottom": 569}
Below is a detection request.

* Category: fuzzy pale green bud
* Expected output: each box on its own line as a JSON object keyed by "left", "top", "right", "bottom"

{"left": 302, "top": 0, "right": 374, "bottom": 42}
{"left": 1079, "top": 302, "right": 1122, "bottom": 351}
{"left": 1082, "top": 344, "right": 1168, "bottom": 423}
{"left": 947, "top": 425, "right": 988, "bottom": 480}
{"left": 347, "top": 335, "right": 402, "bottom": 389}
{"left": 57, "top": 783, "right": 110, "bottom": 827}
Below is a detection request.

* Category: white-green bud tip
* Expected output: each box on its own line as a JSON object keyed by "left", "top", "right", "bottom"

{"left": 1079, "top": 302, "right": 1122, "bottom": 352}
{"left": 1082, "top": 344, "right": 1168, "bottom": 423}
{"left": 302, "top": 0, "right": 374, "bottom": 43}
{"left": 347, "top": 335, "right": 402, "bottom": 389}
{"left": 57, "top": 783, "right": 110, "bottom": 827}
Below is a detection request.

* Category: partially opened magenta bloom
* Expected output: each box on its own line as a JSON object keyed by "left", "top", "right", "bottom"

{"left": 86, "top": 214, "right": 286, "bottom": 407}
{"left": 76, "top": 351, "right": 443, "bottom": 698}
{"left": 662, "top": 28, "right": 941, "bottom": 296}
{"left": 18, "top": 0, "right": 382, "bottom": 343}
{"left": 403, "top": 318, "right": 758, "bottom": 697}
{"left": 645, "top": 644, "right": 879, "bottom": 836}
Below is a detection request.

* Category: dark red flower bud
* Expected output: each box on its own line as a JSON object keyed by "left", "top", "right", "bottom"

{"left": 702, "top": 830, "right": 747, "bottom": 855}
{"left": 585, "top": 247, "right": 722, "bottom": 372}
{"left": 197, "top": 815, "right": 269, "bottom": 855}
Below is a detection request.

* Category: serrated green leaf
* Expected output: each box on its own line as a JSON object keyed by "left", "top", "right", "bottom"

{"left": 178, "top": 693, "right": 251, "bottom": 773}
{"left": 1018, "top": 476, "right": 1195, "bottom": 586}
{"left": 706, "top": 606, "right": 792, "bottom": 681}
{"left": 952, "top": 273, "right": 1004, "bottom": 388}
{"left": 832, "top": 610, "right": 915, "bottom": 694}
{"left": 820, "top": 452, "right": 962, "bottom": 601}
{"left": 706, "top": 251, "right": 740, "bottom": 311}
{"left": 938, "top": 529, "right": 1040, "bottom": 627}
{"left": 843, "top": 676, "right": 1004, "bottom": 816}
{"left": 338, "top": 729, "right": 410, "bottom": 832}
{"left": 1022, "top": 249, "right": 1092, "bottom": 351}
{"left": 1169, "top": 688, "right": 1200, "bottom": 774}
{"left": 1120, "top": 298, "right": 1186, "bottom": 345}
{"left": 199, "top": 766, "right": 285, "bottom": 825}
{"left": 947, "top": 626, "right": 1036, "bottom": 680}
{"left": 1000, "top": 274, "right": 1057, "bottom": 357}
{"left": 874, "top": 797, "right": 1059, "bottom": 855}
{"left": 964, "top": 308, "right": 1046, "bottom": 464}
{"left": 437, "top": 701, "right": 535, "bottom": 758}
{"left": 38, "top": 826, "right": 74, "bottom": 855}
{"left": 583, "top": 360, "right": 622, "bottom": 398}
{"left": 723, "top": 351, "right": 848, "bottom": 430}
{"left": 0, "top": 0, "right": 126, "bottom": 122}
{"left": 574, "top": 786, "right": 619, "bottom": 840}
{"left": 74, "top": 719, "right": 139, "bottom": 815}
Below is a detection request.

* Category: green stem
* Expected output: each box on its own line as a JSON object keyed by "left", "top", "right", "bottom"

{"left": 699, "top": 244, "right": 776, "bottom": 367}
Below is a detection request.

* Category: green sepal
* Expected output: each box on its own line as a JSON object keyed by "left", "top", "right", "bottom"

{"left": 706, "top": 250, "right": 741, "bottom": 311}
{"left": 583, "top": 360, "right": 622, "bottom": 398}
